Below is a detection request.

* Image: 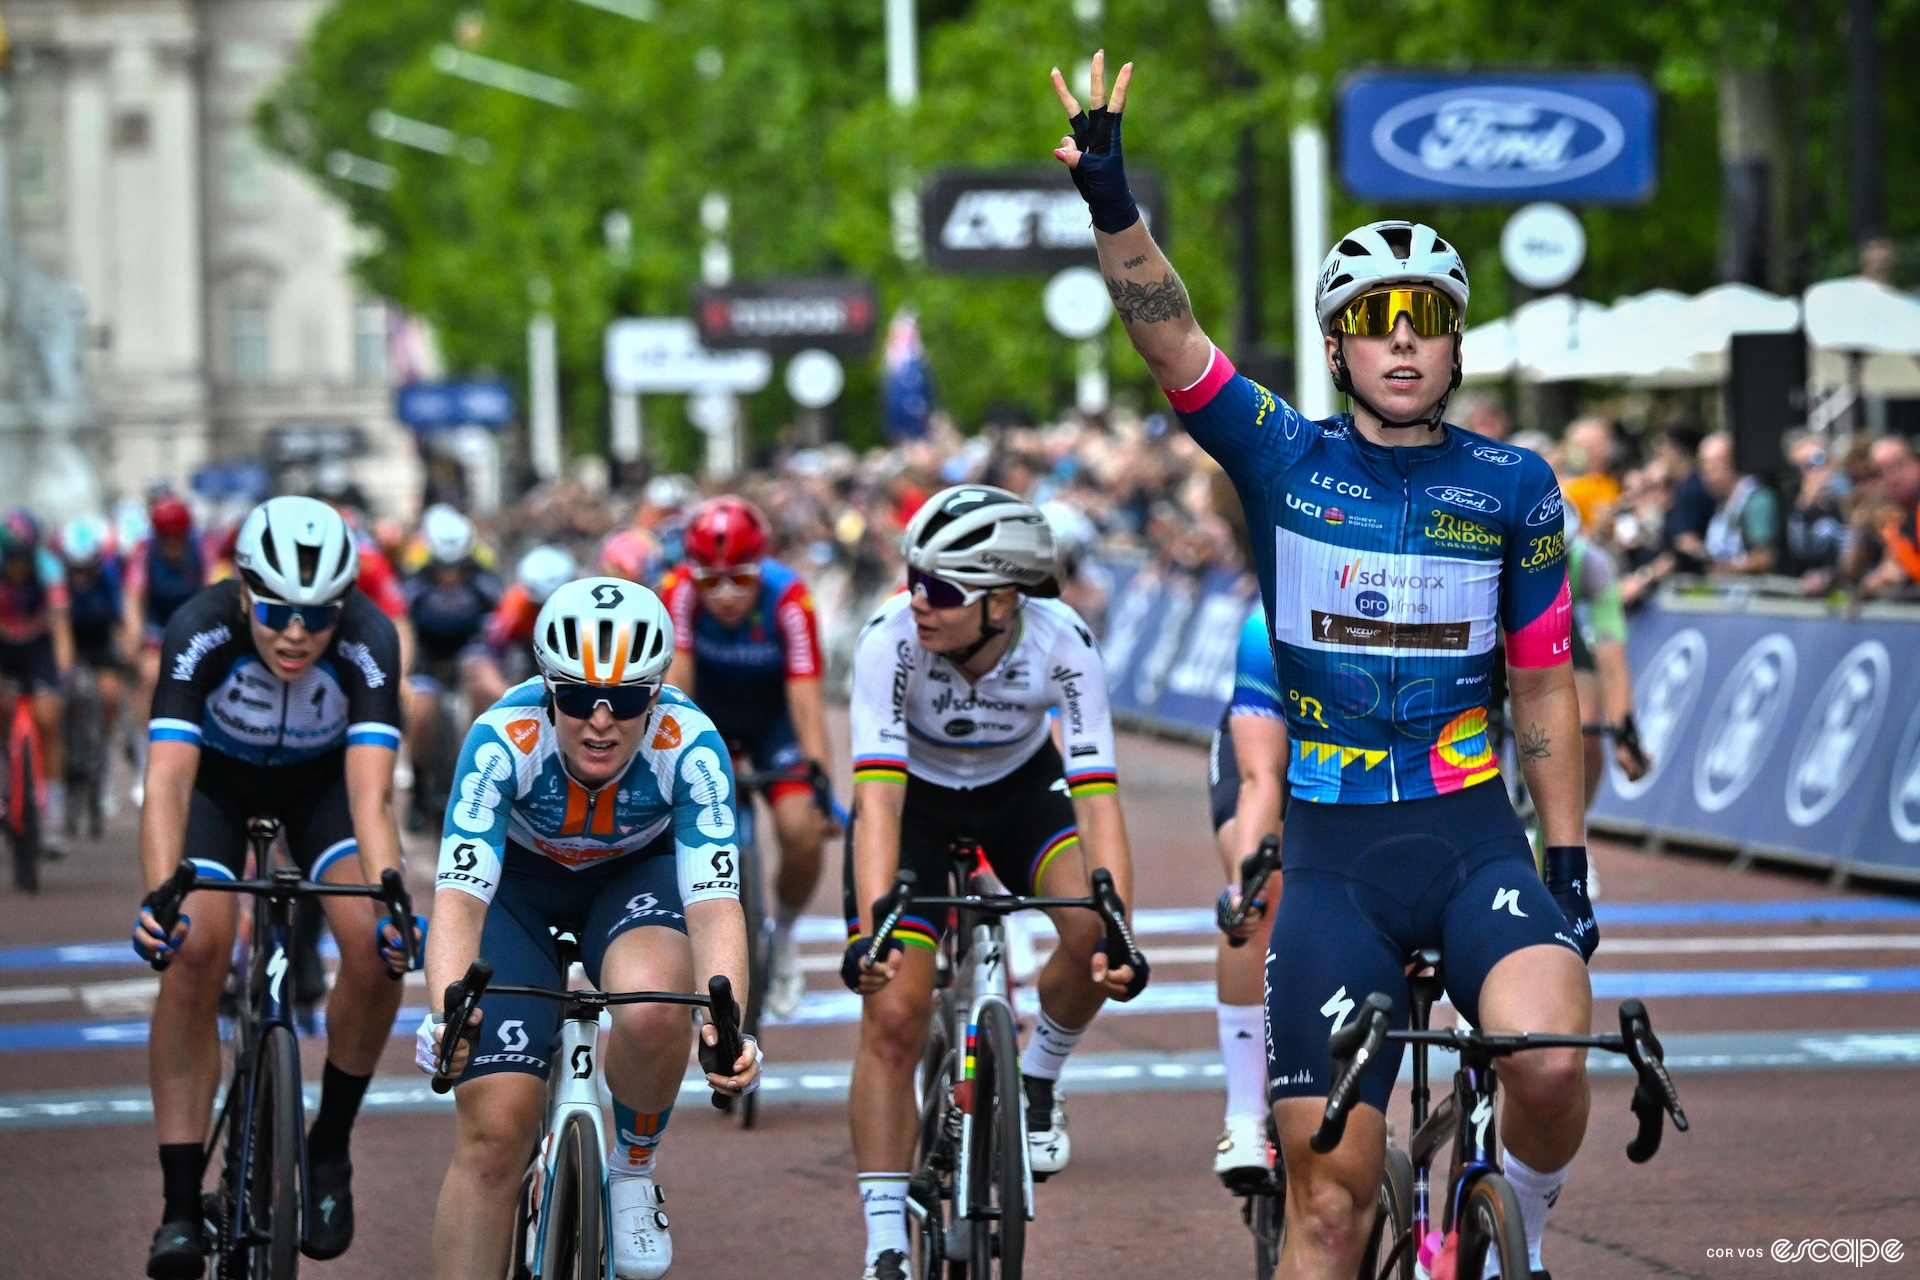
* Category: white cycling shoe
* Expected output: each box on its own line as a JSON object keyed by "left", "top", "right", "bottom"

{"left": 767, "top": 934, "right": 806, "bottom": 1020}
{"left": 1024, "top": 1082, "right": 1070, "bottom": 1177}
{"left": 611, "top": 1175, "right": 671, "bottom": 1279}
{"left": 1213, "top": 1113, "right": 1272, "bottom": 1190}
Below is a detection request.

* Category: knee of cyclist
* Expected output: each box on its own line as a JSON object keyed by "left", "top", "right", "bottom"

{"left": 1289, "top": 1167, "right": 1375, "bottom": 1249}
{"left": 611, "top": 1001, "right": 687, "bottom": 1054}
{"left": 863, "top": 999, "right": 929, "bottom": 1068}
{"left": 458, "top": 1109, "right": 539, "bottom": 1188}
{"left": 1505, "top": 1046, "right": 1586, "bottom": 1110}
{"left": 1050, "top": 911, "right": 1101, "bottom": 964}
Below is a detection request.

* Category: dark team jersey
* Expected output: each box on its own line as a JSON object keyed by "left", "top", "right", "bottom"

{"left": 148, "top": 579, "right": 403, "bottom": 767}
{"left": 127, "top": 538, "right": 206, "bottom": 631}
{"left": 404, "top": 564, "right": 504, "bottom": 662}
{"left": 661, "top": 557, "right": 821, "bottom": 740}
{"left": 66, "top": 559, "right": 124, "bottom": 641}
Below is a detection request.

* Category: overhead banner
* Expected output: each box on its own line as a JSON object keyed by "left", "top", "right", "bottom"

{"left": 1083, "top": 558, "right": 1256, "bottom": 738}
{"left": 1591, "top": 598, "right": 1920, "bottom": 882}
{"left": 695, "top": 277, "right": 878, "bottom": 358}
{"left": 1337, "top": 71, "right": 1657, "bottom": 204}
{"left": 920, "top": 167, "right": 1169, "bottom": 275}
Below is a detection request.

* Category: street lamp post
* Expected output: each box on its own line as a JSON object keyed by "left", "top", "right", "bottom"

{"left": 1288, "top": 0, "right": 1335, "bottom": 420}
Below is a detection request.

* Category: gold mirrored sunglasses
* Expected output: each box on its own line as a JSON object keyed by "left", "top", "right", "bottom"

{"left": 1334, "top": 287, "right": 1461, "bottom": 338}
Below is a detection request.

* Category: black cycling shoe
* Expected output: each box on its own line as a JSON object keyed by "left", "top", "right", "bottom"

{"left": 861, "top": 1250, "right": 909, "bottom": 1280}
{"left": 146, "top": 1217, "right": 206, "bottom": 1280}
{"left": 301, "top": 1158, "right": 355, "bottom": 1260}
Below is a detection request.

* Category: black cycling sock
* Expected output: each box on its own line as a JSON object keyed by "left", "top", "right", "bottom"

{"left": 1021, "top": 1074, "right": 1054, "bottom": 1130}
{"left": 306, "top": 1061, "right": 372, "bottom": 1163}
{"left": 159, "top": 1142, "right": 206, "bottom": 1223}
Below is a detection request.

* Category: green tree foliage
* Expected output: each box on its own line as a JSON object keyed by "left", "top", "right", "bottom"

{"left": 263, "top": 0, "right": 1919, "bottom": 470}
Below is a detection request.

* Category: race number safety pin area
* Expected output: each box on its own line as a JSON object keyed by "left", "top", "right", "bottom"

{"left": 1703, "top": 1240, "right": 1907, "bottom": 1265}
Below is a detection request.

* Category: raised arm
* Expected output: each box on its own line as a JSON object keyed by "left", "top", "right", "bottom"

{"left": 1051, "top": 53, "right": 1214, "bottom": 390}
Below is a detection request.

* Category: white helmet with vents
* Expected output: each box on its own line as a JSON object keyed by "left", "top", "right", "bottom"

{"left": 235, "top": 496, "right": 359, "bottom": 606}
{"left": 517, "top": 545, "right": 577, "bottom": 604}
{"left": 1314, "top": 220, "right": 1471, "bottom": 335}
{"left": 902, "top": 484, "right": 1061, "bottom": 598}
{"left": 422, "top": 504, "right": 475, "bottom": 565}
{"left": 532, "top": 577, "right": 674, "bottom": 687}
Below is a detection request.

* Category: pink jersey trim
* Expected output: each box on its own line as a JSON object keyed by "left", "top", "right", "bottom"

{"left": 1504, "top": 577, "right": 1573, "bottom": 668}
{"left": 1162, "top": 347, "right": 1235, "bottom": 413}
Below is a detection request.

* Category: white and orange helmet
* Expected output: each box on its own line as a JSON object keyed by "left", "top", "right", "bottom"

{"left": 532, "top": 576, "right": 674, "bottom": 687}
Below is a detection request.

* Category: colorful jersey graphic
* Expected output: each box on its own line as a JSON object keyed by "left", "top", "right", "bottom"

{"left": 435, "top": 679, "right": 740, "bottom": 910}
{"left": 1169, "top": 348, "right": 1570, "bottom": 803}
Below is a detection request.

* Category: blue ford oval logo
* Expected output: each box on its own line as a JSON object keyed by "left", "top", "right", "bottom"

{"left": 1472, "top": 446, "right": 1520, "bottom": 466}
{"left": 1356, "top": 591, "right": 1390, "bottom": 618}
{"left": 1425, "top": 485, "right": 1501, "bottom": 514}
{"left": 1371, "top": 87, "right": 1626, "bottom": 191}
{"left": 1526, "top": 490, "right": 1564, "bottom": 527}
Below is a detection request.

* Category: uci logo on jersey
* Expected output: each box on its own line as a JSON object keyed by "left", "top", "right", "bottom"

{"left": 1472, "top": 446, "right": 1521, "bottom": 466}
{"left": 1425, "top": 485, "right": 1501, "bottom": 514}
{"left": 1526, "top": 489, "right": 1565, "bottom": 527}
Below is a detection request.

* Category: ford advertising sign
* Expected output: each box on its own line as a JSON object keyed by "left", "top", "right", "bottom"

{"left": 1338, "top": 72, "right": 1656, "bottom": 204}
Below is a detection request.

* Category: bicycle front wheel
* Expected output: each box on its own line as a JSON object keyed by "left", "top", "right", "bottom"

{"left": 1363, "top": 1145, "right": 1415, "bottom": 1280}
{"left": 967, "top": 1000, "right": 1024, "bottom": 1280}
{"left": 735, "top": 837, "right": 768, "bottom": 1129}
{"left": 244, "top": 1024, "right": 301, "bottom": 1280}
{"left": 911, "top": 992, "right": 957, "bottom": 1280}
{"left": 539, "top": 1113, "right": 606, "bottom": 1280}
{"left": 11, "top": 736, "right": 39, "bottom": 893}
{"left": 1456, "top": 1173, "right": 1530, "bottom": 1279}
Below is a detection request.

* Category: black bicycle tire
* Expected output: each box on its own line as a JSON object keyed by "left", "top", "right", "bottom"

{"left": 968, "top": 1000, "right": 1024, "bottom": 1280}
{"left": 1250, "top": 1185, "right": 1280, "bottom": 1280}
{"left": 1363, "top": 1145, "right": 1415, "bottom": 1280}
{"left": 505, "top": 1163, "right": 536, "bottom": 1280}
{"left": 736, "top": 836, "right": 767, "bottom": 1129}
{"left": 243, "top": 1023, "right": 301, "bottom": 1280}
{"left": 1457, "top": 1173, "right": 1530, "bottom": 1280}
{"left": 911, "top": 996, "right": 954, "bottom": 1280}
{"left": 540, "top": 1113, "right": 606, "bottom": 1280}
{"left": 14, "top": 739, "right": 38, "bottom": 893}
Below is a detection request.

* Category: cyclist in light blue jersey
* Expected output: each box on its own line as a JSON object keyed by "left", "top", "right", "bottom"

{"left": 420, "top": 578, "right": 760, "bottom": 1280}
{"left": 1054, "top": 53, "right": 1597, "bottom": 1279}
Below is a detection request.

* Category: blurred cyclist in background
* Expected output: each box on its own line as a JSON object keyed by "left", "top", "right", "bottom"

{"left": 0, "top": 509, "right": 73, "bottom": 831}
{"left": 467, "top": 544, "right": 576, "bottom": 711}
{"left": 402, "top": 506, "right": 502, "bottom": 827}
{"left": 60, "top": 515, "right": 131, "bottom": 790}
{"left": 662, "top": 496, "right": 833, "bottom": 1019}
{"left": 125, "top": 496, "right": 206, "bottom": 788}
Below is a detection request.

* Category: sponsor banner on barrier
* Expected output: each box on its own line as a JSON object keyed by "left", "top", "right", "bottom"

{"left": 1083, "top": 559, "right": 1257, "bottom": 737}
{"left": 1592, "top": 599, "right": 1920, "bottom": 879}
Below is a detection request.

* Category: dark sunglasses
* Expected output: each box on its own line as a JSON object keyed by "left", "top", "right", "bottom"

{"left": 251, "top": 598, "right": 342, "bottom": 633}
{"left": 547, "top": 680, "right": 659, "bottom": 721}
{"left": 692, "top": 568, "right": 760, "bottom": 591}
{"left": 908, "top": 568, "right": 989, "bottom": 609}
{"left": 1334, "top": 287, "right": 1461, "bottom": 339}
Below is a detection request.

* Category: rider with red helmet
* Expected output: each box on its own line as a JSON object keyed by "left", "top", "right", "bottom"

{"left": 661, "top": 495, "right": 833, "bottom": 1018}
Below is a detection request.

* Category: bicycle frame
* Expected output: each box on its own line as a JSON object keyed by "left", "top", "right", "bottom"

{"left": 945, "top": 908, "right": 1034, "bottom": 1227}
{"left": 528, "top": 1001, "right": 616, "bottom": 1278}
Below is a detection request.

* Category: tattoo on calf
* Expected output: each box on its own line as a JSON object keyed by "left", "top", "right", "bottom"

{"left": 1519, "top": 726, "right": 1552, "bottom": 762}
{"left": 1105, "top": 272, "right": 1190, "bottom": 325}
{"left": 1120, "top": 254, "right": 1149, "bottom": 269}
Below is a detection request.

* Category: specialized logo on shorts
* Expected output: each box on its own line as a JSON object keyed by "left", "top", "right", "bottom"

{"left": 505, "top": 719, "right": 541, "bottom": 754}
{"left": 1320, "top": 986, "right": 1355, "bottom": 1030}
{"left": 1492, "top": 887, "right": 1527, "bottom": 916}
{"left": 1425, "top": 485, "right": 1500, "bottom": 514}
{"left": 651, "top": 714, "right": 682, "bottom": 750}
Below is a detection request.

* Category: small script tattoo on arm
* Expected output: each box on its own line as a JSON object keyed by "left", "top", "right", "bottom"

{"left": 1519, "top": 725, "right": 1552, "bottom": 762}
{"left": 1104, "top": 271, "right": 1191, "bottom": 325}
{"left": 1120, "top": 254, "right": 1149, "bottom": 269}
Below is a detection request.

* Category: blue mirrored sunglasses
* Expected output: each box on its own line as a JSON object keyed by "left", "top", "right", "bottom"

{"left": 547, "top": 680, "right": 659, "bottom": 721}
{"left": 251, "top": 599, "right": 342, "bottom": 633}
{"left": 907, "top": 568, "right": 989, "bottom": 609}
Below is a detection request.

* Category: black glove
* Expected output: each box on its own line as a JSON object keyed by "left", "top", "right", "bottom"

{"left": 1545, "top": 846, "right": 1599, "bottom": 962}
{"left": 841, "top": 936, "right": 904, "bottom": 993}
{"left": 1094, "top": 938, "right": 1151, "bottom": 1001}
{"left": 1063, "top": 103, "right": 1139, "bottom": 234}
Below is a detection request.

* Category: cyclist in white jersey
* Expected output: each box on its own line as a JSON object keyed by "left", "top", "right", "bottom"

{"left": 842, "top": 486, "right": 1147, "bottom": 1280}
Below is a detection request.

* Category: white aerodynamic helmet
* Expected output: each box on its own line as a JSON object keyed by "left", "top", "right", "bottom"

{"left": 235, "top": 496, "right": 359, "bottom": 606}
{"left": 422, "top": 504, "right": 475, "bottom": 566}
{"left": 1314, "top": 220, "right": 1471, "bottom": 335}
{"left": 532, "top": 577, "right": 674, "bottom": 687}
{"left": 516, "top": 545, "right": 577, "bottom": 604}
{"left": 902, "top": 485, "right": 1061, "bottom": 598}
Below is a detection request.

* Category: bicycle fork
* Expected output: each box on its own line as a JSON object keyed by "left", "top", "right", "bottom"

{"left": 952, "top": 923, "right": 1034, "bottom": 1230}
{"left": 529, "top": 1013, "right": 612, "bottom": 1278}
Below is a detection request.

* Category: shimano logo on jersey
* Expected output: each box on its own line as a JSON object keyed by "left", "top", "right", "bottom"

{"left": 944, "top": 718, "right": 976, "bottom": 736}
{"left": 1425, "top": 486, "right": 1501, "bottom": 514}
{"left": 1472, "top": 446, "right": 1522, "bottom": 466}
{"left": 1526, "top": 489, "right": 1565, "bottom": 527}
{"left": 171, "top": 626, "right": 231, "bottom": 681}
{"left": 336, "top": 639, "right": 388, "bottom": 689}
{"left": 1309, "top": 471, "right": 1373, "bottom": 500}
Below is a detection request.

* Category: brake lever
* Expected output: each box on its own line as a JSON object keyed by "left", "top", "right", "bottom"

{"left": 143, "top": 861, "right": 200, "bottom": 972}
{"left": 703, "top": 975, "right": 743, "bottom": 1109}
{"left": 380, "top": 868, "right": 416, "bottom": 977}
{"left": 432, "top": 959, "right": 493, "bottom": 1094}
{"left": 1089, "top": 868, "right": 1144, "bottom": 972}
{"left": 865, "top": 870, "right": 917, "bottom": 969}
{"left": 1225, "top": 835, "right": 1280, "bottom": 948}
{"left": 1310, "top": 993, "right": 1393, "bottom": 1153}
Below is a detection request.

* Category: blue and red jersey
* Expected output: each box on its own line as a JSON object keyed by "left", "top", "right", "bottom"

{"left": 662, "top": 557, "right": 821, "bottom": 743}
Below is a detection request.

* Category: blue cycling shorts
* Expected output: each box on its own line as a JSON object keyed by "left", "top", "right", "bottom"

{"left": 458, "top": 834, "right": 688, "bottom": 1083}
{"left": 1264, "top": 780, "right": 1581, "bottom": 1112}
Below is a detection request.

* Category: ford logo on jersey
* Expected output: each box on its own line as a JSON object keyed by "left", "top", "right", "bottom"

{"left": 1425, "top": 485, "right": 1501, "bottom": 514}
{"left": 1472, "top": 446, "right": 1521, "bottom": 466}
{"left": 1526, "top": 489, "right": 1565, "bottom": 527}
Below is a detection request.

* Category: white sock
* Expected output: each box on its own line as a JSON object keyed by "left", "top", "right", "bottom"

{"left": 1500, "top": 1151, "right": 1568, "bottom": 1272}
{"left": 859, "top": 1173, "right": 910, "bottom": 1264}
{"left": 1216, "top": 1002, "right": 1267, "bottom": 1125}
{"left": 1019, "top": 1008, "right": 1087, "bottom": 1082}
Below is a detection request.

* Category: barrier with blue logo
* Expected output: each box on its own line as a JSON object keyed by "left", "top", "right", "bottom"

{"left": 1590, "top": 596, "right": 1920, "bottom": 883}
{"left": 1083, "top": 558, "right": 1257, "bottom": 740}
{"left": 1337, "top": 71, "right": 1658, "bottom": 204}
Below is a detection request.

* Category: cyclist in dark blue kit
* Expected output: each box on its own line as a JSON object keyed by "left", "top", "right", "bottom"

{"left": 400, "top": 505, "right": 502, "bottom": 827}
{"left": 128, "top": 495, "right": 207, "bottom": 786}
{"left": 61, "top": 515, "right": 131, "bottom": 796}
{"left": 1053, "top": 53, "right": 1596, "bottom": 1279}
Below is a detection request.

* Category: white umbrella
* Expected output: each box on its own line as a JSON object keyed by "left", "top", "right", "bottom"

{"left": 1511, "top": 294, "right": 1611, "bottom": 382}
{"left": 1460, "top": 315, "right": 1518, "bottom": 382}
{"left": 1676, "top": 283, "right": 1803, "bottom": 383}
{"left": 1803, "top": 276, "right": 1920, "bottom": 355}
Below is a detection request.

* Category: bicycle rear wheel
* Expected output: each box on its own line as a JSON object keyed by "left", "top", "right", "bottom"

{"left": 539, "top": 1113, "right": 606, "bottom": 1280}
{"left": 967, "top": 1000, "right": 1024, "bottom": 1280}
{"left": 1243, "top": 1119, "right": 1283, "bottom": 1280}
{"left": 244, "top": 1024, "right": 301, "bottom": 1280}
{"left": 735, "top": 835, "right": 767, "bottom": 1128}
{"left": 10, "top": 734, "right": 39, "bottom": 893}
{"left": 1456, "top": 1172, "right": 1530, "bottom": 1279}
{"left": 1362, "top": 1145, "right": 1414, "bottom": 1280}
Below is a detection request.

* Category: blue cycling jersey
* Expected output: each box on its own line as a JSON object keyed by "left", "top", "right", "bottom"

{"left": 434, "top": 679, "right": 741, "bottom": 911}
{"left": 1169, "top": 350, "right": 1571, "bottom": 804}
{"left": 1228, "top": 610, "right": 1283, "bottom": 721}
{"left": 663, "top": 557, "right": 821, "bottom": 742}
{"left": 67, "top": 560, "right": 124, "bottom": 640}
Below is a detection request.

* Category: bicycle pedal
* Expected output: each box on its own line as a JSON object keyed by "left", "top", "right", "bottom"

{"left": 1217, "top": 1165, "right": 1272, "bottom": 1196}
